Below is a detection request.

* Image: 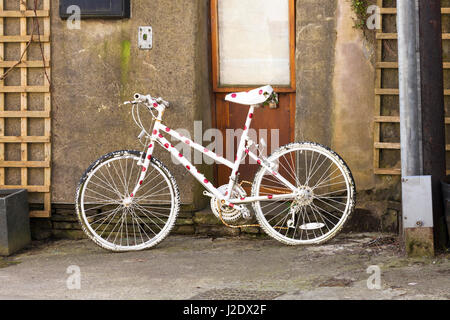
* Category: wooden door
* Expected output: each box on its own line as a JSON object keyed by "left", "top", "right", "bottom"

{"left": 210, "top": 0, "right": 296, "bottom": 188}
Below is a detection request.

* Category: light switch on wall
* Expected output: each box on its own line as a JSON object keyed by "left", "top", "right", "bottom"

{"left": 138, "top": 26, "right": 152, "bottom": 50}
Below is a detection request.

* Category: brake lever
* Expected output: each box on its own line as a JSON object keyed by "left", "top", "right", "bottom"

{"left": 156, "top": 97, "right": 170, "bottom": 108}
{"left": 138, "top": 129, "right": 146, "bottom": 140}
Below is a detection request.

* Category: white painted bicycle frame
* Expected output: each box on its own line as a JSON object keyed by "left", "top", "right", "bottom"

{"left": 128, "top": 95, "right": 298, "bottom": 210}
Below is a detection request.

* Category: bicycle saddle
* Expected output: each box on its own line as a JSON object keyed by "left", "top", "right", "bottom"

{"left": 225, "top": 85, "right": 274, "bottom": 106}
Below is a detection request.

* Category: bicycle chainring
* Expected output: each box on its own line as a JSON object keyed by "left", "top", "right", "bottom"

{"left": 210, "top": 184, "right": 247, "bottom": 223}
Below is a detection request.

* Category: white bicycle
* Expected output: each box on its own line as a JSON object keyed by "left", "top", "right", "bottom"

{"left": 76, "top": 85, "right": 356, "bottom": 252}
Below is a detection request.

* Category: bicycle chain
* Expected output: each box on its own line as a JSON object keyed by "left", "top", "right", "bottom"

{"left": 239, "top": 180, "right": 292, "bottom": 194}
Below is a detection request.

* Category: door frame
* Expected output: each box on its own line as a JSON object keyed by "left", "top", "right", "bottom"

{"left": 210, "top": 0, "right": 296, "bottom": 93}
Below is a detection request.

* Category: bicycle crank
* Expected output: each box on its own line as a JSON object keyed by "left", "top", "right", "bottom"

{"left": 210, "top": 185, "right": 247, "bottom": 223}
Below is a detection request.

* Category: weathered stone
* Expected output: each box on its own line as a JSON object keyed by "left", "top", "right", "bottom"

{"left": 381, "top": 209, "right": 398, "bottom": 233}
{"left": 241, "top": 227, "right": 260, "bottom": 234}
{"left": 175, "top": 218, "right": 194, "bottom": 226}
{"left": 53, "top": 204, "right": 76, "bottom": 210}
{"left": 405, "top": 227, "right": 435, "bottom": 257}
{"left": 51, "top": 214, "right": 78, "bottom": 223}
{"left": 193, "top": 211, "right": 222, "bottom": 225}
{"left": 52, "top": 230, "right": 87, "bottom": 240}
{"left": 30, "top": 219, "right": 53, "bottom": 241}
{"left": 30, "top": 228, "right": 53, "bottom": 241}
{"left": 343, "top": 208, "right": 381, "bottom": 233}
{"left": 172, "top": 225, "right": 195, "bottom": 235}
{"left": 343, "top": 200, "right": 399, "bottom": 233}
{"left": 30, "top": 219, "right": 52, "bottom": 230}
{"left": 52, "top": 222, "right": 80, "bottom": 230}
{"left": 388, "top": 201, "right": 402, "bottom": 212}
{"left": 177, "top": 210, "right": 195, "bottom": 219}
{"left": 196, "top": 226, "right": 240, "bottom": 237}
{"left": 53, "top": 209, "right": 77, "bottom": 216}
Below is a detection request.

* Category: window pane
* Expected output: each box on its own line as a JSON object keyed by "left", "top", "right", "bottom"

{"left": 218, "top": 0, "right": 291, "bottom": 86}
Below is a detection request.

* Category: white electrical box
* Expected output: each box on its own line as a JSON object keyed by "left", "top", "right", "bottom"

{"left": 138, "top": 26, "right": 152, "bottom": 50}
{"left": 402, "top": 175, "right": 434, "bottom": 228}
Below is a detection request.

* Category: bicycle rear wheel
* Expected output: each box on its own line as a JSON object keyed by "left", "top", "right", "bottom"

{"left": 252, "top": 142, "right": 355, "bottom": 245}
{"left": 75, "top": 150, "right": 179, "bottom": 252}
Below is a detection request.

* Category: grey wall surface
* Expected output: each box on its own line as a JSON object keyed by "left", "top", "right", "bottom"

{"left": 50, "top": 0, "right": 393, "bottom": 206}
{"left": 296, "top": 0, "right": 380, "bottom": 191}
{"left": 51, "top": 0, "right": 212, "bottom": 206}
{"left": 295, "top": 0, "right": 337, "bottom": 148}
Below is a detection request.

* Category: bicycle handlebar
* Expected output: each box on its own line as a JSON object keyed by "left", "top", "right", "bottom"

{"left": 125, "top": 93, "right": 170, "bottom": 109}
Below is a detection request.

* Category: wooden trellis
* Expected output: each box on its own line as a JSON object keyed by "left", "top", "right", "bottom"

{"left": 0, "top": 0, "right": 51, "bottom": 217}
{"left": 374, "top": 1, "right": 450, "bottom": 175}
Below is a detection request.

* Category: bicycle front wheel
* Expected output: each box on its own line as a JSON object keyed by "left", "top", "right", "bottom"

{"left": 75, "top": 150, "right": 180, "bottom": 252}
{"left": 252, "top": 142, "right": 355, "bottom": 245}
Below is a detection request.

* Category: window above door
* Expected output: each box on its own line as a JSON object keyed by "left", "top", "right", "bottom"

{"left": 211, "top": 0, "right": 295, "bottom": 92}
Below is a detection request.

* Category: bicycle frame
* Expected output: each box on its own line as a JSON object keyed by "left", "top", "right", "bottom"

{"left": 129, "top": 101, "right": 298, "bottom": 209}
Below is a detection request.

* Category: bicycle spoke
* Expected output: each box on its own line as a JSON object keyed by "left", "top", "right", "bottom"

{"left": 77, "top": 151, "right": 178, "bottom": 251}
{"left": 253, "top": 143, "right": 354, "bottom": 245}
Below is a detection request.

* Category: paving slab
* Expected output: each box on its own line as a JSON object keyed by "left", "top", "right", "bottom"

{"left": 0, "top": 233, "right": 448, "bottom": 300}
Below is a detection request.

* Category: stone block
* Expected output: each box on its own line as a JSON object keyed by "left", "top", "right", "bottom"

{"left": 193, "top": 211, "right": 222, "bottom": 225}
{"left": 172, "top": 225, "right": 195, "bottom": 235}
{"left": 175, "top": 218, "right": 194, "bottom": 226}
{"left": 52, "top": 229, "right": 86, "bottom": 240}
{"left": 241, "top": 226, "right": 260, "bottom": 234}
{"left": 51, "top": 214, "right": 78, "bottom": 223}
{"left": 196, "top": 225, "right": 240, "bottom": 237}
{"left": 53, "top": 221, "right": 78, "bottom": 230}
{"left": 30, "top": 219, "right": 53, "bottom": 240}
{"left": 405, "top": 227, "right": 435, "bottom": 257}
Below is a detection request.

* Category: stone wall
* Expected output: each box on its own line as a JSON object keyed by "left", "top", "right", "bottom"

{"left": 26, "top": 0, "right": 404, "bottom": 239}
{"left": 30, "top": 200, "right": 401, "bottom": 241}
{"left": 50, "top": 0, "right": 392, "bottom": 207}
{"left": 296, "top": 0, "right": 401, "bottom": 231}
{"left": 30, "top": 204, "right": 263, "bottom": 240}
{"left": 51, "top": 0, "right": 212, "bottom": 208}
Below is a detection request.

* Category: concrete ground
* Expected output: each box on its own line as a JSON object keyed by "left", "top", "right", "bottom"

{"left": 0, "top": 232, "right": 449, "bottom": 300}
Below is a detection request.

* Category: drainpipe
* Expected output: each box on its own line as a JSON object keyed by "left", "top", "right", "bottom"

{"left": 398, "top": 0, "right": 432, "bottom": 256}
{"left": 398, "top": 0, "right": 422, "bottom": 177}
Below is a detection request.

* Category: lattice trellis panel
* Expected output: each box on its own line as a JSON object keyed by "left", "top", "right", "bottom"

{"left": 374, "top": 1, "right": 450, "bottom": 175}
{"left": 0, "top": 0, "right": 51, "bottom": 217}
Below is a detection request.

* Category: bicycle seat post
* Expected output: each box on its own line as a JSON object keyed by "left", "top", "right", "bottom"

{"left": 225, "top": 104, "right": 258, "bottom": 200}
